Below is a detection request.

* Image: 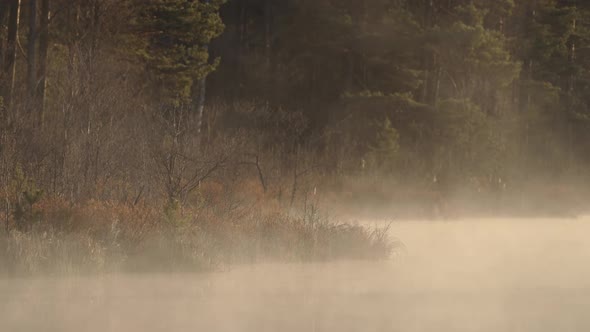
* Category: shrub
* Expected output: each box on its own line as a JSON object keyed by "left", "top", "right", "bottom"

{"left": 0, "top": 197, "right": 397, "bottom": 276}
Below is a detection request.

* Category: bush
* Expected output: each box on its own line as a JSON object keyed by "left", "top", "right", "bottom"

{"left": 0, "top": 198, "right": 397, "bottom": 276}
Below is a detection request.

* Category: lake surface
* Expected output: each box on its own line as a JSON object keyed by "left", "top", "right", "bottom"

{"left": 2, "top": 217, "right": 590, "bottom": 331}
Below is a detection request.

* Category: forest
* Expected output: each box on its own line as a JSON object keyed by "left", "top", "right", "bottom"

{"left": 0, "top": 0, "right": 589, "bottom": 274}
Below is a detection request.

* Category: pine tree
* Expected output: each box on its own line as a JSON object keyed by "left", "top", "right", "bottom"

{"left": 137, "top": 0, "right": 225, "bottom": 104}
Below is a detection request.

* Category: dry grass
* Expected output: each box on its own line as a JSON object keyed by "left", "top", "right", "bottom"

{"left": 0, "top": 197, "right": 396, "bottom": 276}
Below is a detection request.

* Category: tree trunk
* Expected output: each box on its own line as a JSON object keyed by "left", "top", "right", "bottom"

{"left": 0, "top": 3, "right": 6, "bottom": 127}
{"left": 3, "top": 0, "right": 20, "bottom": 114}
{"left": 237, "top": 0, "right": 246, "bottom": 98}
{"left": 0, "top": 3, "right": 8, "bottom": 73}
{"left": 264, "top": 0, "right": 272, "bottom": 105}
{"left": 194, "top": 0, "right": 211, "bottom": 148}
{"left": 431, "top": 55, "right": 440, "bottom": 105}
{"left": 420, "top": 0, "right": 437, "bottom": 105}
{"left": 27, "top": 0, "right": 37, "bottom": 100}
{"left": 567, "top": 15, "right": 577, "bottom": 169}
{"left": 37, "top": 0, "right": 49, "bottom": 126}
{"left": 196, "top": 76, "right": 206, "bottom": 148}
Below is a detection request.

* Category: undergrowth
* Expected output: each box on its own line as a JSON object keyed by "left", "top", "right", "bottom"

{"left": 0, "top": 198, "right": 397, "bottom": 276}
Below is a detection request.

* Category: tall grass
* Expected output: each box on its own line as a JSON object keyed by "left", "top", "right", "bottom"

{"left": 0, "top": 199, "right": 397, "bottom": 276}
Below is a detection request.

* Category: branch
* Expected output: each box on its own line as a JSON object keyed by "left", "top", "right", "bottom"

{"left": 16, "top": 37, "right": 28, "bottom": 61}
{"left": 183, "top": 161, "right": 223, "bottom": 195}
{"left": 238, "top": 155, "right": 267, "bottom": 192}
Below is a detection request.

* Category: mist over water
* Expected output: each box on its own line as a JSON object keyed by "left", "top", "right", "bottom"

{"left": 2, "top": 217, "right": 590, "bottom": 332}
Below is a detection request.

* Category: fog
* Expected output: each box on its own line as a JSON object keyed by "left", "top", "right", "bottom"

{"left": 2, "top": 217, "right": 590, "bottom": 332}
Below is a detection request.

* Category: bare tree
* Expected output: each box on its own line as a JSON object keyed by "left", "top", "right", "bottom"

{"left": 27, "top": 0, "right": 37, "bottom": 100}
{"left": 37, "top": 0, "right": 49, "bottom": 125}
{"left": 2, "top": 0, "right": 20, "bottom": 114}
{"left": 151, "top": 104, "right": 238, "bottom": 209}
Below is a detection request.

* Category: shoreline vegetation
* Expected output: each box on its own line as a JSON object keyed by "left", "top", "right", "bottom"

{"left": 1, "top": 171, "right": 584, "bottom": 277}
{"left": 0, "top": 195, "right": 397, "bottom": 277}
{"left": 324, "top": 175, "right": 589, "bottom": 221}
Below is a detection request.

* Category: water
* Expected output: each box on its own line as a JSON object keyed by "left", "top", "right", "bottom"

{"left": 2, "top": 217, "right": 590, "bottom": 331}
